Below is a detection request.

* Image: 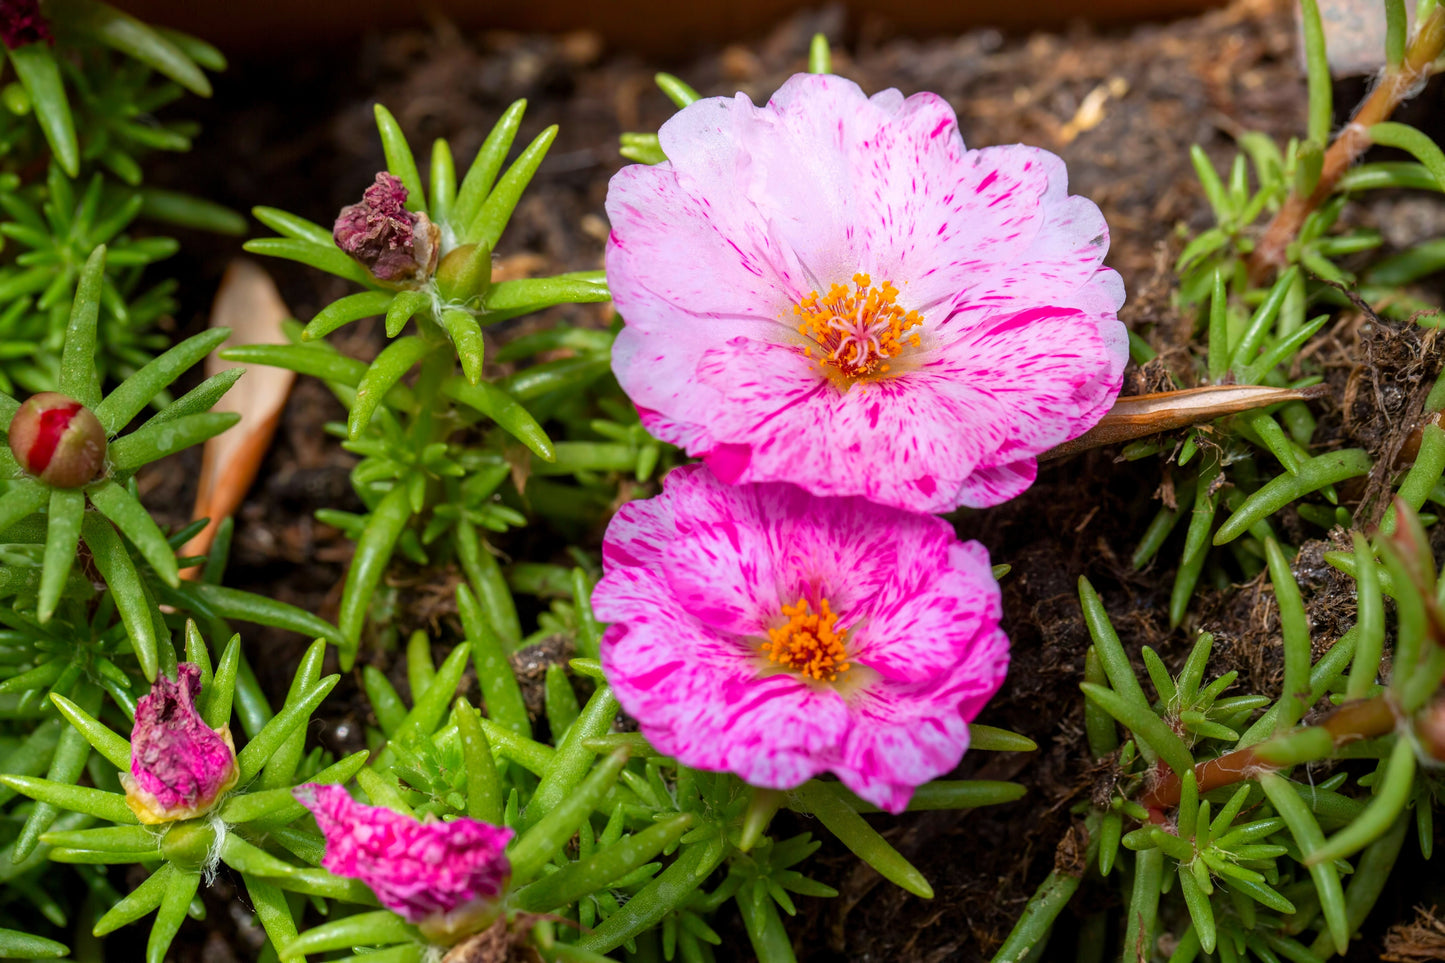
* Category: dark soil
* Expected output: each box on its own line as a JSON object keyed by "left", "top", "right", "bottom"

{"left": 125, "top": 0, "right": 1445, "bottom": 959}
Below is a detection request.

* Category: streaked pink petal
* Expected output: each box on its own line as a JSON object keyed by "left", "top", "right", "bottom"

{"left": 952, "top": 458, "right": 1039, "bottom": 510}
{"left": 685, "top": 337, "right": 1001, "bottom": 512}
{"left": 859, "top": 140, "right": 1059, "bottom": 313}
{"left": 606, "top": 73, "right": 1126, "bottom": 512}
{"left": 855, "top": 540, "right": 1001, "bottom": 683}
{"left": 595, "top": 465, "right": 1009, "bottom": 811}
{"left": 840, "top": 625, "right": 1009, "bottom": 812}
{"left": 663, "top": 518, "right": 778, "bottom": 635}
{"left": 606, "top": 160, "right": 803, "bottom": 327}
{"left": 293, "top": 784, "right": 512, "bottom": 926}
{"left": 123, "top": 663, "right": 238, "bottom": 824}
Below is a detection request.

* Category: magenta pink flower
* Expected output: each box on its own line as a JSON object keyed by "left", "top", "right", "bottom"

{"left": 606, "top": 73, "right": 1126, "bottom": 513}
{"left": 120, "top": 664, "right": 238, "bottom": 825}
{"left": 592, "top": 464, "right": 1009, "bottom": 813}
{"left": 294, "top": 783, "right": 514, "bottom": 942}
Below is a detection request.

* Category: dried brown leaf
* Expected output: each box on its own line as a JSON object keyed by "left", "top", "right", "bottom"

{"left": 179, "top": 259, "right": 296, "bottom": 577}
{"left": 1042, "top": 383, "right": 1329, "bottom": 461}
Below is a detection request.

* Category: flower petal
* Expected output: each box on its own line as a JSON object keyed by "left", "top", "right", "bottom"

{"left": 663, "top": 518, "right": 779, "bottom": 635}
{"left": 858, "top": 130, "right": 1061, "bottom": 313}
{"left": 606, "top": 159, "right": 804, "bottom": 328}
{"left": 125, "top": 663, "right": 238, "bottom": 824}
{"left": 606, "top": 73, "right": 1126, "bottom": 512}
{"left": 687, "top": 336, "right": 994, "bottom": 512}
{"left": 595, "top": 465, "right": 1010, "bottom": 809}
{"left": 294, "top": 783, "right": 513, "bottom": 927}
{"left": 952, "top": 458, "right": 1040, "bottom": 509}
{"left": 856, "top": 540, "right": 1002, "bottom": 683}
{"left": 935, "top": 190, "right": 1123, "bottom": 335}
{"left": 602, "top": 610, "right": 850, "bottom": 791}
{"left": 840, "top": 622, "right": 1008, "bottom": 813}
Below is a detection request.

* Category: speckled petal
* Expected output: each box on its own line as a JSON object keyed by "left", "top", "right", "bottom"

{"left": 837, "top": 637, "right": 1009, "bottom": 813}
{"left": 611, "top": 324, "right": 730, "bottom": 461}
{"left": 663, "top": 521, "right": 779, "bottom": 635}
{"left": 605, "top": 72, "right": 1126, "bottom": 512}
{"left": 293, "top": 783, "right": 513, "bottom": 932}
{"left": 951, "top": 458, "right": 1040, "bottom": 510}
{"left": 688, "top": 336, "right": 997, "bottom": 512}
{"left": 853, "top": 540, "right": 1002, "bottom": 684}
{"left": 856, "top": 131, "right": 1061, "bottom": 314}
{"left": 606, "top": 621, "right": 854, "bottom": 791}
{"left": 595, "top": 465, "right": 1009, "bottom": 811}
{"left": 933, "top": 178, "right": 1122, "bottom": 334}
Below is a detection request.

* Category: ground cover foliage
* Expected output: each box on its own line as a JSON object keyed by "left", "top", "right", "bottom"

{"left": 0, "top": 0, "right": 1444, "bottom": 961}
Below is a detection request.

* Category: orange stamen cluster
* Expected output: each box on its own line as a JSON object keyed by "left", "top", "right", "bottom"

{"left": 793, "top": 273, "right": 922, "bottom": 378}
{"left": 761, "top": 597, "right": 851, "bottom": 682}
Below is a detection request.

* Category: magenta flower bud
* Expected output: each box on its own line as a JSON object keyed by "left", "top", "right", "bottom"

{"left": 333, "top": 172, "right": 440, "bottom": 286}
{"left": 120, "top": 664, "right": 238, "bottom": 825}
{"left": 8, "top": 392, "right": 107, "bottom": 488}
{"left": 294, "top": 783, "right": 514, "bottom": 943}
{"left": 0, "top": 0, "right": 51, "bottom": 49}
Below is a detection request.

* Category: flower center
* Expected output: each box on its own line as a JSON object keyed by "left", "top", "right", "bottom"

{"left": 761, "top": 597, "right": 851, "bottom": 682}
{"left": 793, "top": 273, "right": 922, "bottom": 379}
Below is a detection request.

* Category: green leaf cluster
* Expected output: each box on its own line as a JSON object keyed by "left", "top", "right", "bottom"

{"left": 995, "top": 511, "right": 1444, "bottom": 963}
{"left": 275, "top": 627, "right": 1028, "bottom": 963}
{"left": 0, "top": 0, "right": 239, "bottom": 394}
{"left": 1128, "top": 3, "right": 1445, "bottom": 629}
{"left": 0, "top": 251, "right": 351, "bottom": 956}
{"left": 1, "top": 626, "right": 376, "bottom": 963}
{"left": 237, "top": 102, "right": 672, "bottom": 668}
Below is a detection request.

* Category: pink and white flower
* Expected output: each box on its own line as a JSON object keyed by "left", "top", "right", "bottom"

{"left": 592, "top": 464, "right": 1009, "bottom": 813}
{"left": 120, "top": 663, "right": 238, "bottom": 825}
{"left": 294, "top": 783, "right": 514, "bottom": 943}
{"left": 606, "top": 73, "right": 1126, "bottom": 513}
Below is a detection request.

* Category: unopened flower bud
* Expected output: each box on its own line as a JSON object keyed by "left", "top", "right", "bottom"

{"left": 333, "top": 172, "right": 440, "bottom": 286}
{"left": 434, "top": 243, "right": 491, "bottom": 303}
{"left": 294, "top": 783, "right": 514, "bottom": 943}
{"left": 1, "top": 0, "right": 51, "bottom": 49}
{"left": 8, "top": 392, "right": 107, "bottom": 488}
{"left": 120, "top": 664, "right": 238, "bottom": 825}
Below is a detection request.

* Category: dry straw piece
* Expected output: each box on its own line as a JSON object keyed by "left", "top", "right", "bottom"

{"left": 179, "top": 259, "right": 296, "bottom": 576}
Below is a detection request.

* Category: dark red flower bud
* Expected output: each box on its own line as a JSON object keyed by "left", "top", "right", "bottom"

{"left": 333, "top": 172, "right": 440, "bottom": 286}
{"left": 0, "top": 0, "right": 51, "bottom": 49}
{"left": 8, "top": 392, "right": 107, "bottom": 487}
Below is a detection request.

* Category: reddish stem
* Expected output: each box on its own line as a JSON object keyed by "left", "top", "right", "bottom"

{"left": 1249, "top": 10, "right": 1445, "bottom": 281}
{"left": 1140, "top": 695, "right": 1397, "bottom": 812}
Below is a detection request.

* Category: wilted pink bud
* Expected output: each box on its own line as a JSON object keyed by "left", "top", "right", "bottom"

{"left": 120, "top": 664, "right": 238, "bottom": 825}
{"left": 8, "top": 392, "right": 107, "bottom": 488}
{"left": 294, "top": 783, "right": 514, "bottom": 943}
{"left": 1, "top": 0, "right": 51, "bottom": 49}
{"left": 333, "top": 172, "right": 440, "bottom": 286}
